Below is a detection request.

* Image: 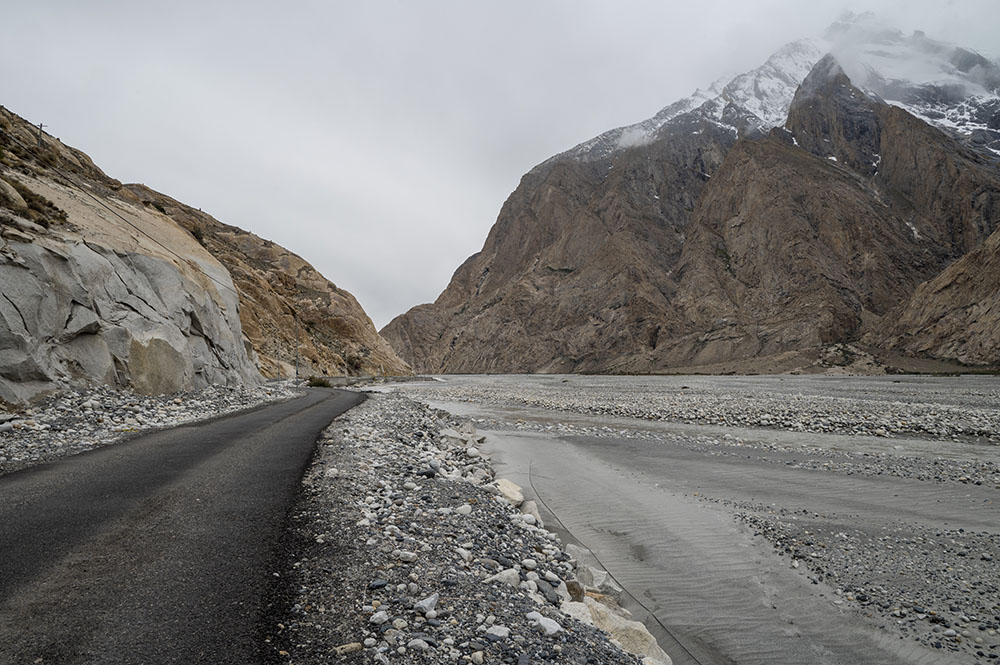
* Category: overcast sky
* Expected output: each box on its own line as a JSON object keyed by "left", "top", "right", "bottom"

{"left": 3, "top": 1, "right": 998, "bottom": 328}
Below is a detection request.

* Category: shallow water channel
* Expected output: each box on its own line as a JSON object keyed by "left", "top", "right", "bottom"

{"left": 392, "top": 375, "right": 1000, "bottom": 665}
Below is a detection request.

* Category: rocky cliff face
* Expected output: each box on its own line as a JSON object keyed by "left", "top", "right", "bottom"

{"left": 0, "top": 107, "right": 259, "bottom": 403}
{"left": 123, "top": 185, "right": 410, "bottom": 379}
{"left": 383, "top": 21, "right": 1000, "bottom": 374}
{"left": 868, "top": 225, "right": 1000, "bottom": 366}
{"left": 0, "top": 105, "right": 408, "bottom": 403}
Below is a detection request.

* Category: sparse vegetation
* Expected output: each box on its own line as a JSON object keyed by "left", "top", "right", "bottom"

{"left": 5, "top": 178, "right": 67, "bottom": 228}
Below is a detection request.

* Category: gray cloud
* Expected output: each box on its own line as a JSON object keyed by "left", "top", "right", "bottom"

{"left": 3, "top": 1, "right": 997, "bottom": 327}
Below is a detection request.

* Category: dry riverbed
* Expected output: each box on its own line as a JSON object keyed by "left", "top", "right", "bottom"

{"left": 277, "top": 392, "right": 668, "bottom": 665}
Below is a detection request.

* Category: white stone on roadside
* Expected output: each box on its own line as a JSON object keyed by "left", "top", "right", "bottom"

{"left": 466, "top": 446, "right": 480, "bottom": 458}
{"left": 521, "top": 558, "right": 537, "bottom": 570}
{"left": 471, "top": 651, "right": 485, "bottom": 665}
{"left": 456, "top": 503, "right": 473, "bottom": 515}
{"left": 495, "top": 478, "right": 524, "bottom": 507}
{"left": 581, "top": 597, "right": 672, "bottom": 664}
{"left": 520, "top": 499, "right": 543, "bottom": 526}
{"left": 486, "top": 624, "right": 510, "bottom": 639}
{"left": 370, "top": 610, "right": 389, "bottom": 624}
{"left": 526, "top": 611, "right": 562, "bottom": 636}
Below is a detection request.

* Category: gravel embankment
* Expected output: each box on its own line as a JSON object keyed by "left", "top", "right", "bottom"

{"left": 0, "top": 381, "right": 301, "bottom": 475}
{"left": 278, "top": 392, "right": 665, "bottom": 665}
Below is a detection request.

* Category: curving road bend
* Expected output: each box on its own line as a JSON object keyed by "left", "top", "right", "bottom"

{"left": 0, "top": 387, "right": 363, "bottom": 665}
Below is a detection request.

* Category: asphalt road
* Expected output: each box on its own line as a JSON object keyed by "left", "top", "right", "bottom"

{"left": 0, "top": 387, "right": 363, "bottom": 665}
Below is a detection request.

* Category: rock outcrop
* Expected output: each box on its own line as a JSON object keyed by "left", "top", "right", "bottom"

{"left": 0, "top": 105, "right": 408, "bottom": 403}
{"left": 0, "top": 107, "right": 258, "bottom": 403}
{"left": 383, "top": 36, "right": 1000, "bottom": 374}
{"left": 868, "top": 225, "right": 1000, "bottom": 366}
{"left": 123, "top": 186, "right": 411, "bottom": 379}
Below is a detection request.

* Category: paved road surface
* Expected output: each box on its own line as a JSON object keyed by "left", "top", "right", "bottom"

{"left": 0, "top": 388, "right": 362, "bottom": 665}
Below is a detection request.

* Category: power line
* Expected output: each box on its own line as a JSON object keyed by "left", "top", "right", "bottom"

{"left": 0, "top": 118, "right": 241, "bottom": 301}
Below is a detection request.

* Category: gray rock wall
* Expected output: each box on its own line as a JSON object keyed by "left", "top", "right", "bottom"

{"left": 0, "top": 226, "right": 260, "bottom": 404}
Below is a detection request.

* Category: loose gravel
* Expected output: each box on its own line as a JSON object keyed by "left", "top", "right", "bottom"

{"left": 730, "top": 502, "right": 1000, "bottom": 662}
{"left": 277, "top": 392, "right": 658, "bottom": 665}
{"left": 382, "top": 375, "right": 1000, "bottom": 664}
{"left": 396, "top": 376, "right": 1000, "bottom": 442}
{"left": 0, "top": 381, "right": 301, "bottom": 475}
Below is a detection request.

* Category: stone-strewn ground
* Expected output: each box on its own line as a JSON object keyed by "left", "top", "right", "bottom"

{"left": 385, "top": 376, "right": 1000, "bottom": 664}
{"left": 276, "top": 392, "right": 666, "bottom": 665}
{"left": 0, "top": 380, "right": 301, "bottom": 475}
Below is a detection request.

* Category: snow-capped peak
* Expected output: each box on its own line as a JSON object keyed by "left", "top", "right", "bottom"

{"left": 546, "top": 13, "right": 1000, "bottom": 166}
{"left": 825, "top": 12, "right": 1000, "bottom": 151}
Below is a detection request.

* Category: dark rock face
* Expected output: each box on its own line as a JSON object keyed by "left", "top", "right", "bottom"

{"left": 868, "top": 226, "right": 1000, "bottom": 365}
{"left": 384, "top": 54, "right": 1000, "bottom": 373}
{"left": 383, "top": 112, "right": 738, "bottom": 373}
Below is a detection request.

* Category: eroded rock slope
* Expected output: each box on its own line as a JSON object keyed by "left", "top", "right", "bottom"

{"left": 383, "top": 20, "right": 1000, "bottom": 373}
{"left": 0, "top": 105, "right": 408, "bottom": 403}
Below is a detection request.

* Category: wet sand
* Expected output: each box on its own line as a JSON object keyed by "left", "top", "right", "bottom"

{"left": 484, "top": 429, "right": 991, "bottom": 665}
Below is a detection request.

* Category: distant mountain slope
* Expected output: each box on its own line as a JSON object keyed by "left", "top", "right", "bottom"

{"left": 0, "top": 105, "right": 407, "bottom": 403}
{"left": 382, "top": 15, "right": 1000, "bottom": 374}
{"left": 867, "top": 225, "right": 1000, "bottom": 366}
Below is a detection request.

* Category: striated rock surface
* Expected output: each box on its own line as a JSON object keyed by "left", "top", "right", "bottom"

{"left": 383, "top": 22, "right": 1000, "bottom": 374}
{"left": 0, "top": 104, "right": 406, "bottom": 404}
{"left": 869, "top": 225, "right": 1000, "bottom": 366}
{"left": 122, "top": 185, "right": 410, "bottom": 379}
{"left": 662, "top": 57, "right": 1000, "bottom": 369}
{"left": 0, "top": 107, "right": 260, "bottom": 404}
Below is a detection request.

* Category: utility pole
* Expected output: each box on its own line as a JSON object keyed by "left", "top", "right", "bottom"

{"left": 37, "top": 123, "right": 46, "bottom": 149}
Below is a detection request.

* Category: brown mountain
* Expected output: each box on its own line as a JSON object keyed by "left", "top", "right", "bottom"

{"left": 382, "top": 55, "right": 1000, "bottom": 374}
{"left": 123, "top": 185, "right": 411, "bottom": 379}
{"left": 867, "top": 225, "right": 1000, "bottom": 366}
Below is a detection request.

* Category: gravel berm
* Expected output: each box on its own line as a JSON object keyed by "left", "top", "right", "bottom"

{"left": 275, "top": 392, "right": 662, "bottom": 665}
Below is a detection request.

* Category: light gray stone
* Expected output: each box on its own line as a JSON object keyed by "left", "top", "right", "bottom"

{"left": 495, "top": 478, "right": 524, "bottom": 507}
{"left": 484, "top": 568, "right": 521, "bottom": 587}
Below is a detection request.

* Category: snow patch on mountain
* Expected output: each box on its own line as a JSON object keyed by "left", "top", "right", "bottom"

{"left": 543, "top": 11, "right": 1000, "bottom": 168}
{"left": 827, "top": 12, "right": 1000, "bottom": 151}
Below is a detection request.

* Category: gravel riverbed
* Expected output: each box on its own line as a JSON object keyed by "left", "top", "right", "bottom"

{"left": 381, "top": 375, "right": 1000, "bottom": 664}
{"left": 395, "top": 375, "right": 1000, "bottom": 443}
{"left": 0, "top": 380, "right": 301, "bottom": 475}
